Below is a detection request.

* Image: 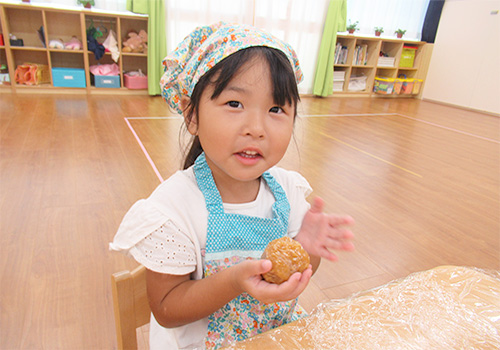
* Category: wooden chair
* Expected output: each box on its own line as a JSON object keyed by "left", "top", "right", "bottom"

{"left": 111, "top": 265, "right": 151, "bottom": 350}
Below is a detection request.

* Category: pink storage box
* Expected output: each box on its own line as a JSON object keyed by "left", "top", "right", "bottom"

{"left": 124, "top": 73, "right": 148, "bottom": 89}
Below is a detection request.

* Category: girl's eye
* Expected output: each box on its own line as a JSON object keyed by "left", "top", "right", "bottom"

{"left": 227, "top": 101, "right": 242, "bottom": 108}
{"left": 269, "top": 106, "right": 284, "bottom": 114}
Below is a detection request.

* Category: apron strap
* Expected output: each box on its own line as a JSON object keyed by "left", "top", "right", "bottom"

{"left": 194, "top": 153, "right": 290, "bottom": 224}
{"left": 262, "top": 171, "right": 290, "bottom": 226}
{"left": 193, "top": 153, "right": 225, "bottom": 213}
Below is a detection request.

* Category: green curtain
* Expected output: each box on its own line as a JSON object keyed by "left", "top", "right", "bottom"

{"left": 312, "top": 0, "right": 347, "bottom": 97}
{"left": 127, "top": 0, "right": 167, "bottom": 95}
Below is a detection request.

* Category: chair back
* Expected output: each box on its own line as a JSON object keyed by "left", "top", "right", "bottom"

{"left": 111, "top": 265, "right": 151, "bottom": 349}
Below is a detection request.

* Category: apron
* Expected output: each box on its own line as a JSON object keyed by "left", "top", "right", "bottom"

{"left": 193, "top": 153, "right": 305, "bottom": 349}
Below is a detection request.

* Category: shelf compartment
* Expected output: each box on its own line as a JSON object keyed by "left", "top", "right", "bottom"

{"left": 333, "top": 67, "right": 350, "bottom": 92}
{"left": 50, "top": 51, "right": 85, "bottom": 69}
{"left": 402, "top": 42, "right": 425, "bottom": 69}
{"left": 45, "top": 11, "right": 84, "bottom": 50}
{"left": 335, "top": 36, "right": 355, "bottom": 66}
{"left": 4, "top": 7, "right": 45, "bottom": 48}
{"left": 347, "top": 66, "right": 375, "bottom": 93}
{"left": 120, "top": 17, "right": 147, "bottom": 38}
{"left": 376, "top": 67, "right": 398, "bottom": 79}
{"left": 11, "top": 50, "right": 48, "bottom": 69}
{"left": 397, "top": 69, "right": 418, "bottom": 79}
{"left": 88, "top": 53, "right": 118, "bottom": 67}
{"left": 122, "top": 55, "right": 147, "bottom": 75}
{"left": 352, "top": 38, "right": 380, "bottom": 67}
{"left": 85, "top": 15, "right": 118, "bottom": 46}
{"left": 379, "top": 41, "right": 402, "bottom": 68}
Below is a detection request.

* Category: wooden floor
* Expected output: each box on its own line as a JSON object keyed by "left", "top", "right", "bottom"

{"left": 1, "top": 93, "right": 499, "bottom": 349}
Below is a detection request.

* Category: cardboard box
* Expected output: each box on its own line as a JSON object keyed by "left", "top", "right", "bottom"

{"left": 94, "top": 75, "right": 120, "bottom": 88}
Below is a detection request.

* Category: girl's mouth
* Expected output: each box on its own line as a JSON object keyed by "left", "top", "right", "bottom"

{"left": 235, "top": 150, "right": 262, "bottom": 165}
{"left": 238, "top": 150, "right": 260, "bottom": 158}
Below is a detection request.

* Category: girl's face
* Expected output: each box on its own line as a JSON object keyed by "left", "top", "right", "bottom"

{"left": 186, "top": 56, "right": 295, "bottom": 197}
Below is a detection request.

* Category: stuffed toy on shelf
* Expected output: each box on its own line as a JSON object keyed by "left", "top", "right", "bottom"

{"left": 122, "top": 29, "right": 147, "bottom": 53}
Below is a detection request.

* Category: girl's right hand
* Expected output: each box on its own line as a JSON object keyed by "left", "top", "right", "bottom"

{"left": 231, "top": 259, "right": 313, "bottom": 304}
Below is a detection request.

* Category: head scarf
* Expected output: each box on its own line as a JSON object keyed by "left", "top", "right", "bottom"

{"left": 160, "top": 21, "right": 303, "bottom": 114}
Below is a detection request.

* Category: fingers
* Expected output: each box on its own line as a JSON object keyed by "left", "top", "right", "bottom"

{"left": 245, "top": 258, "right": 273, "bottom": 274}
{"left": 243, "top": 263, "right": 313, "bottom": 304}
{"left": 319, "top": 248, "right": 338, "bottom": 262}
{"left": 310, "top": 196, "right": 324, "bottom": 214}
{"left": 275, "top": 266, "right": 313, "bottom": 300}
{"left": 328, "top": 214, "right": 355, "bottom": 227}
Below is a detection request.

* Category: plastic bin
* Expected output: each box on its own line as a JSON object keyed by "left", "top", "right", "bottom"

{"left": 400, "top": 45, "right": 417, "bottom": 68}
{"left": 52, "top": 67, "right": 86, "bottom": 88}
{"left": 412, "top": 79, "right": 423, "bottom": 94}
{"left": 124, "top": 73, "right": 147, "bottom": 89}
{"left": 373, "top": 77, "right": 402, "bottom": 95}
{"left": 399, "top": 76, "right": 415, "bottom": 94}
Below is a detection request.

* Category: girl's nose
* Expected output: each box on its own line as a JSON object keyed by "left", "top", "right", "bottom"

{"left": 243, "top": 111, "right": 265, "bottom": 138}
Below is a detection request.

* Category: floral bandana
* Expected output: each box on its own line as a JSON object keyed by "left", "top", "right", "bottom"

{"left": 160, "top": 21, "right": 303, "bottom": 115}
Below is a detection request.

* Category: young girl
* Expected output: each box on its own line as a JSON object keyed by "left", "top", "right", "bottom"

{"left": 110, "top": 22, "right": 354, "bottom": 350}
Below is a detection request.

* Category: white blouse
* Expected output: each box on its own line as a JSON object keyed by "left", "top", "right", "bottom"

{"left": 110, "top": 165, "right": 312, "bottom": 349}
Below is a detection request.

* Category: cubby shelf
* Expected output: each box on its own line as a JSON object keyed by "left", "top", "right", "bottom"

{"left": 0, "top": 2, "right": 148, "bottom": 95}
{"left": 333, "top": 34, "right": 428, "bottom": 97}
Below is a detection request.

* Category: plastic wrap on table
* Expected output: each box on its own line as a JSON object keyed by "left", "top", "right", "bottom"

{"left": 222, "top": 266, "right": 500, "bottom": 349}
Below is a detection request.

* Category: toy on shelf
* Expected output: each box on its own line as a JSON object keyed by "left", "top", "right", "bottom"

{"left": 122, "top": 29, "right": 147, "bottom": 53}
{"left": 48, "top": 39, "right": 64, "bottom": 50}
{"left": 65, "top": 36, "right": 83, "bottom": 50}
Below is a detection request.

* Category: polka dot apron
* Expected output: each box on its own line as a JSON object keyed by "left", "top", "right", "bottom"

{"left": 193, "top": 153, "right": 304, "bottom": 349}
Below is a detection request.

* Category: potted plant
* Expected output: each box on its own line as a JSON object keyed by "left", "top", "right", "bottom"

{"left": 346, "top": 21, "right": 359, "bottom": 34}
{"left": 374, "top": 27, "right": 384, "bottom": 37}
{"left": 77, "top": 0, "right": 95, "bottom": 9}
{"left": 395, "top": 29, "right": 406, "bottom": 39}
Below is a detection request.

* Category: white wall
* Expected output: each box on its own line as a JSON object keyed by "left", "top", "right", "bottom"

{"left": 422, "top": 0, "right": 500, "bottom": 114}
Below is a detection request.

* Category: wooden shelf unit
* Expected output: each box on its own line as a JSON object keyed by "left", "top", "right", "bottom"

{"left": 0, "top": 3, "right": 148, "bottom": 95}
{"left": 333, "top": 34, "right": 428, "bottom": 97}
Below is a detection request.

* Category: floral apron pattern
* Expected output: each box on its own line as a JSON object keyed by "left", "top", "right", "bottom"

{"left": 193, "top": 153, "right": 304, "bottom": 349}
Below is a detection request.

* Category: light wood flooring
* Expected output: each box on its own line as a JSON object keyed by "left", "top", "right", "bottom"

{"left": 1, "top": 93, "right": 499, "bottom": 349}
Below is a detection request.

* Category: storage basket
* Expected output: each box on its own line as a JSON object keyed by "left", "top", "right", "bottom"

{"left": 412, "top": 79, "right": 423, "bottom": 94}
{"left": 373, "top": 77, "right": 402, "bottom": 95}
{"left": 399, "top": 75, "right": 415, "bottom": 94}
{"left": 124, "top": 73, "right": 147, "bottom": 89}
{"left": 14, "top": 63, "right": 50, "bottom": 85}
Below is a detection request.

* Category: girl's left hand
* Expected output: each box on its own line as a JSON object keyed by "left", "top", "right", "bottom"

{"left": 294, "top": 197, "right": 355, "bottom": 262}
{"left": 233, "top": 259, "right": 314, "bottom": 304}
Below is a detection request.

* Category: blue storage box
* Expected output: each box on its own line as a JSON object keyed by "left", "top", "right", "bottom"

{"left": 52, "top": 68, "right": 86, "bottom": 88}
{"left": 94, "top": 75, "right": 120, "bottom": 88}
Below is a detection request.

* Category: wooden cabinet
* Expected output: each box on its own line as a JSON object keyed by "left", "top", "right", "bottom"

{"left": 0, "top": 3, "right": 148, "bottom": 95}
{"left": 333, "top": 34, "right": 428, "bottom": 97}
